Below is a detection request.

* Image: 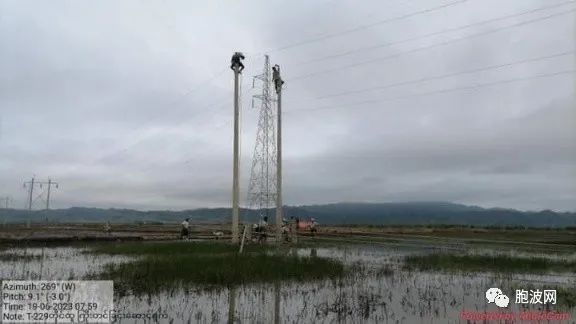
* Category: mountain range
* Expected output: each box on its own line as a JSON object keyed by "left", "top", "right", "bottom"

{"left": 1, "top": 202, "right": 575, "bottom": 228}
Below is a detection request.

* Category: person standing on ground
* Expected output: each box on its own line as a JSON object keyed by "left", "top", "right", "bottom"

{"left": 104, "top": 221, "right": 111, "bottom": 236}
{"left": 290, "top": 216, "right": 298, "bottom": 243}
{"left": 281, "top": 218, "right": 290, "bottom": 242}
{"left": 310, "top": 218, "right": 318, "bottom": 236}
{"left": 258, "top": 216, "right": 268, "bottom": 244}
{"left": 181, "top": 218, "right": 190, "bottom": 240}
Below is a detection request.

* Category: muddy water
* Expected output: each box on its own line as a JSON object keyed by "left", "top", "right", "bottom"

{"left": 1, "top": 245, "right": 574, "bottom": 323}
{"left": 0, "top": 247, "right": 134, "bottom": 280}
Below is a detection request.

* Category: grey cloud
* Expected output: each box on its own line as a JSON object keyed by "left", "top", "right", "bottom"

{"left": 0, "top": 0, "right": 574, "bottom": 211}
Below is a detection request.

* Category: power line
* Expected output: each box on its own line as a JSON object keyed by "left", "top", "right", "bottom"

{"left": 312, "top": 50, "right": 574, "bottom": 100}
{"left": 285, "top": 70, "right": 575, "bottom": 114}
{"left": 298, "top": 1, "right": 576, "bottom": 65}
{"left": 121, "top": 61, "right": 574, "bottom": 175}
{"left": 95, "top": 98, "right": 230, "bottom": 163}
{"left": 124, "top": 71, "right": 260, "bottom": 177}
{"left": 136, "top": 63, "right": 569, "bottom": 200}
{"left": 104, "top": 73, "right": 262, "bottom": 170}
{"left": 268, "top": 0, "right": 468, "bottom": 53}
{"left": 288, "top": 9, "right": 576, "bottom": 81}
{"left": 65, "top": 61, "right": 261, "bottom": 186}
{"left": 135, "top": 67, "right": 229, "bottom": 130}
{"left": 88, "top": 69, "right": 231, "bottom": 165}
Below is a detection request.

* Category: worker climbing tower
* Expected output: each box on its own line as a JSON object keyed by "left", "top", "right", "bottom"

{"left": 247, "top": 55, "right": 278, "bottom": 228}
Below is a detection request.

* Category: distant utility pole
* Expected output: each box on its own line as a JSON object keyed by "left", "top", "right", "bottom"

{"left": 23, "top": 176, "right": 36, "bottom": 228}
{"left": 23, "top": 177, "right": 58, "bottom": 211}
{"left": 272, "top": 64, "right": 284, "bottom": 243}
{"left": 230, "top": 52, "right": 245, "bottom": 244}
{"left": 0, "top": 196, "right": 9, "bottom": 227}
{"left": 0, "top": 196, "right": 11, "bottom": 209}
{"left": 24, "top": 177, "right": 36, "bottom": 211}
{"left": 44, "top": 179, "right": 59, "bottom": 210}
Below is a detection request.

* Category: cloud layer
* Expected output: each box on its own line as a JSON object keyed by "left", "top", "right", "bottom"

{"left": 0, "top": 0, "right": 574, "bottom": 211}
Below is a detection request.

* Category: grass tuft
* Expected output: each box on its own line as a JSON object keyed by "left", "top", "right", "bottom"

{"left": 90, "top": 241, "right": 345, "bottom": 295}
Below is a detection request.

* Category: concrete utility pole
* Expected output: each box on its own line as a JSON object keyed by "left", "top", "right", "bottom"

{"left": 230, "top": 52, "right": 245, "bottom": 244}
{"left": 272, "top": 64, "right": 284, "bottom": 243}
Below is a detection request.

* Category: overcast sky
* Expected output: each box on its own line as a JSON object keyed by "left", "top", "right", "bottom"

{"left": 0, "top": 0, "right": 574, "bottom": 211}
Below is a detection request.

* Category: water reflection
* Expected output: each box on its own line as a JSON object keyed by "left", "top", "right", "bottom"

{"left": 228, "top": 286, "right": 236, "bottom": 324}
{"left": 1, "top": 245, "right": 574, "bottom": 323}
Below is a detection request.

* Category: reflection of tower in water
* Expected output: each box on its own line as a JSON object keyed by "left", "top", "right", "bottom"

{"left": 227, "top": 284, "right": 282, "bottom": 324}
{"left": 227, "top": 286, "right": 236, "bottom": 324}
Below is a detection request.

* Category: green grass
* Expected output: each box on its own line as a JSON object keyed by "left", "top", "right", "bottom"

{"left": 404, "top": 253, "right": 576, "bottom": 274}
{"left": 90, "top": 241, "right": 345, "bottom": 295}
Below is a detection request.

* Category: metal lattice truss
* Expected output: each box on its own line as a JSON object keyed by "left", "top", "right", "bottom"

{"left": 247, "top": 55, "right": 278, "bottom": 219}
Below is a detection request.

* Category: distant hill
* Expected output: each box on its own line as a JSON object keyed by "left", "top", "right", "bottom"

{"left": 291, "top": 202, "right": 576, "bottom": 228}
{"left": 0, "top": 202, "right": 575, "bottom": 228}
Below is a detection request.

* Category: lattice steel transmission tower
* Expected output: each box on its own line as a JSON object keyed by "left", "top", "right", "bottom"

{"left": 247, "top": 55, "right": 278, "bottom": 222}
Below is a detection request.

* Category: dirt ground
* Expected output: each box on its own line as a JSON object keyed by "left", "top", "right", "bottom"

{"left": 0, "top": 223, "right": 574, "bottom": 250}
{"left": 0, "top": 223, "right": 227, "bottom": 243}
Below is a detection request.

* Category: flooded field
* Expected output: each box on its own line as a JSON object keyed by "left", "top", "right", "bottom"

{"left": 1, "top": 242, "right": 575, "bottom": 323}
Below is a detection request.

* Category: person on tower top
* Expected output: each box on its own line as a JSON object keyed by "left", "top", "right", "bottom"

{"left": 231, "top": 52, "right": 245, "bottom": 72}
{"left": 272, "top": 64, "right": 284, "bottom": 94}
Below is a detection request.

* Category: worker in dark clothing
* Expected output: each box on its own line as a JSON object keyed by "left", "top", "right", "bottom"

{"left": 231, "top": 52, "right": 245, "bottom": 72}
{"left": 257, "top": 216, "right": 268, "bottom": 244}
{"left": 181, "top": 218, "right": 190, "bottom": 240}
{"left": 272, "top": 64, "right": 284, "bottom": 94}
